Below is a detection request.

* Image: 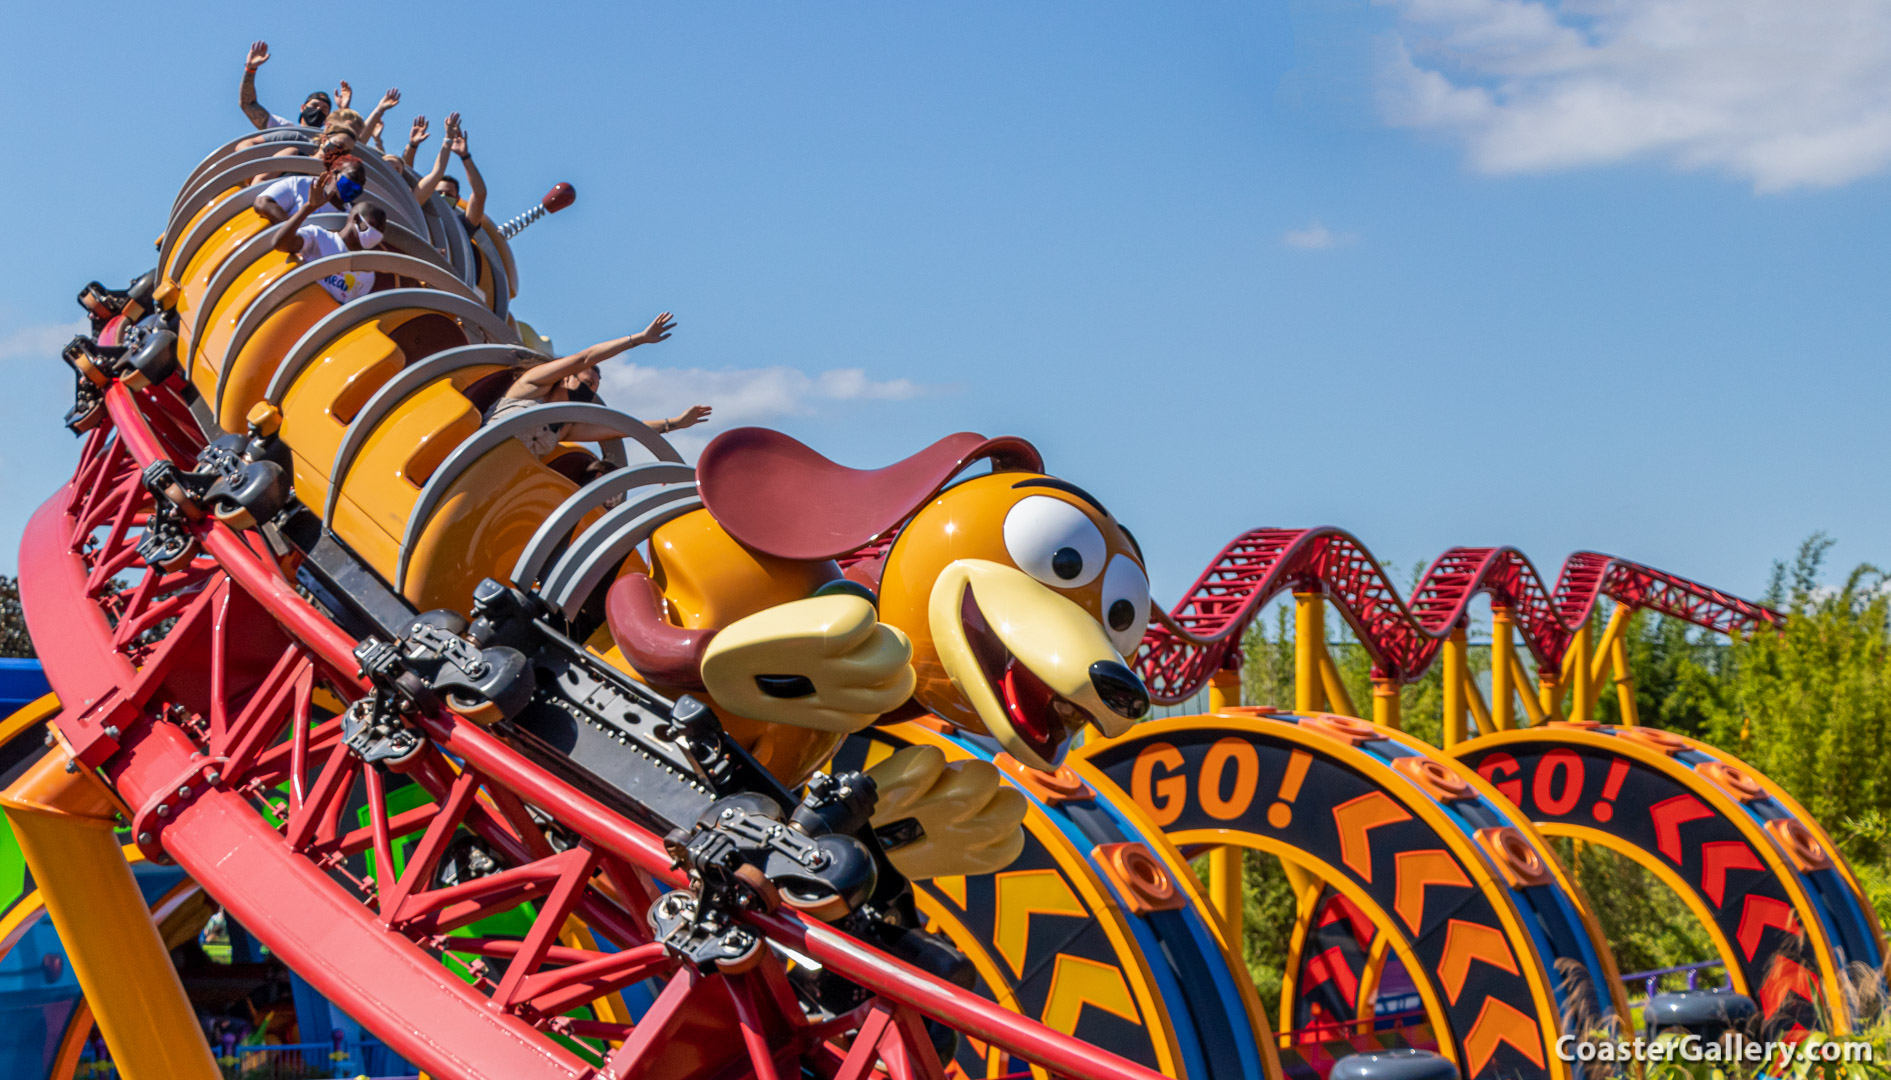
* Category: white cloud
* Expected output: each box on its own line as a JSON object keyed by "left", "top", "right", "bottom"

{"left": 1282, "top": 221, "right": 1357, "bottom": 250}
{"left": 1377, "top": 0, "right": 1891, "bottom": 191}
{"left": 0, "top": 320, "right": 87, "bottom": 361}
{"left": 600, "top": 363, "right": 945, "bottom": 456}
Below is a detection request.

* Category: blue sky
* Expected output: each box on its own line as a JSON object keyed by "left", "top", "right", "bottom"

{"left": 2, "top": 1, "right": 1887, "bottom": 609}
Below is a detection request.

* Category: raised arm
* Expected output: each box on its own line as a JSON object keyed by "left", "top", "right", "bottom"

{"left": 272, "top": 176, "right": 329, "bottom": 254}
{"left": 451, "top": 128, "right": 488, "bottom": 228}
{"left": 413, "top": 112, "right": 458, "bottom": 202}
{"left": 504, "top": 314, "right": 676, "bottom": 398}
{"left": 562, "top": 405, "right": 713, "bottom": 442}
{"left": 252, "top": 191, "right": 290, "bottom": 224}
{"left": 402, "top": 115, "right": 429, "bottom": 170}
{"left": 361, "top": 88, "right": 401, "bottom": 143}
{"left": 239, "top": 41, "right": 271, "bottom": 129}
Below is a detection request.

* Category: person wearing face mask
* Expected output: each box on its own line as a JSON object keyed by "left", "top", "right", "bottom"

{"left": 243, "top": 88, "right": 391, "bottom": 165}
{"left": 315, "top": 111, "right": 364, "bottom": 157}
{"left": 271, "top": 173, "right": 388, "bottom": 305}
{"left": 253, "top": 156, "right": 368, "bottom": 223}
{"left": 239, "top": 41, "right": 332, "bottom": 144}
{"left": 244, "top": 110, "right": 365, "bottom": 186}
{"left": 483, "top": 314, "right": 713, "bottom": 455}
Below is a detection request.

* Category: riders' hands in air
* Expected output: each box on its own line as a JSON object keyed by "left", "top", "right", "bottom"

{"left": 407, "top": 115, "right": 429, "bottom": 147}
{"left": 377, "top": 87, "right": 400, "bottom": 111}
{"left": 335, "top": 80, "right": 353, "bottom": 109}
{"left": 671, "top": 405, "right": 713, "bottom": 430}
{"left": 631, "top": 312, "right": 675, "bottom": 346}
{"left": 246, "top": 41, "right": 269, "bottom": 69}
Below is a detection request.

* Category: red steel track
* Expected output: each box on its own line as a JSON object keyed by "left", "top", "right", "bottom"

{"left": 19, "top": 319, "right": 1168, "bottom": 1080}
{"left": 1134, "top": 527, "right": 1783, "bottom": 705}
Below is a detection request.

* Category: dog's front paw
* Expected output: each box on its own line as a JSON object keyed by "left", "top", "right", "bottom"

{"left": 868, "top": 745, "right": 1028, "bottom": 880}
{"left": 700, "top": 594, "right": 916, "bottom": 732}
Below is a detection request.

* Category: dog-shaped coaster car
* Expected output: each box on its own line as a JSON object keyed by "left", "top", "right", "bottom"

{"left": 602, "top": 429, "right": 1153, "bottom": 879}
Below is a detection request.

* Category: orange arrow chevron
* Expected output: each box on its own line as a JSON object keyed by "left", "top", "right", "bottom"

{"left": 1041, "top": 954, "right": 1141, "bottom": 1034}
{"left": 993, "top": 869, "right": 1088, "bottom": 977}
{"left": 1393, "top": 850, "right": 1471, "bottom": 933}
{"left": 1438, "top": 920, "right": 1520, "bottom": 1005}
{"left": 1700, "top": 841, "right": 1765, "bottom": 908}
{"left": 1736, "top": 895, "right": 1800, "bottom": 961}
{"left": 1333, "top": 792, "right": 1412, "bottom": 882}
{"left": 1759, "top": 956, "right": 1818, "bottom": 1017}
{"left": 1463, "top": 996, "right": 1546, "bottom": 1076}
{"left": 1650, "top": 794, "right": 1714, "bottom": 864}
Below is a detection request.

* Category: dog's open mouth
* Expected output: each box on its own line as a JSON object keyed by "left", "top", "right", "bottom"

{"left": 960, "top": 585, "right": 1087, "bottom": 767}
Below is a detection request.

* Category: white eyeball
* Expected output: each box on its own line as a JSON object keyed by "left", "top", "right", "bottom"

{"left": 1101, "top": 554, "right": 1151, "bottom": 658}
{"left": 1003, "top": 495, "right": 1106, "bottom": 589}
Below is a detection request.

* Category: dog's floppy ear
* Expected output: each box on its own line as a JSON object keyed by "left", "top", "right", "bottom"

{"left": 697, "top": 428, "right": 1042, "bottom": 561}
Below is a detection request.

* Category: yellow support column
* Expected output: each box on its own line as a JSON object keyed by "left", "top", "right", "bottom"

{"left": 1537, "top": 667, "right": 1562, "bottom": 724}
{"left": 1589, "top": 605, "right": 1632, "bottom": 686}
{"left": 1610, "top": 632, "right": 1639, "bottom": 726}
{"left": 1490, "top": 607, "right": 1515, "bottom": 730}
{"left": 1207, "top": 846, "right": 1245, "bottom": 945}
{"left": 1293, "top": 592, "right": 1326, "bottom": 714}
{"left": 1, "top": 723, "right": 221, "bottom": 1080}
{"left": 1208, "top": 667, "right": 1241, "bottom": 713}
{"left": 1317, "top": 651, "right": 1357, "bottom": 718}
{"left": 1568, "top": 619, "right": 1595, "bottom": 724}
{"left": 1441, "top": 625, "right": 1468, "bottom": 748}
{"left": 1510, "top": 650, "right": 1548, "bottom": 726}
{"left": 1279, "top": 857, "right": 1323, "bottom": 1037}
{"left": 1464, "top": 670, "right": 1491, "bottom": 735}
{"left": 1282, "top": 858, "right": 1320, "bottom": 909}
{"left": 1371, "top": 676, "right": 1402, "bottom": 731}
{"left": 1205, "top": 667, "right": 1245, "bottom": 943}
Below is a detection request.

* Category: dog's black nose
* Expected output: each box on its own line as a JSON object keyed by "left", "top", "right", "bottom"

{"left": 1090, "top": 660, "right": 1150, "bottom": 719}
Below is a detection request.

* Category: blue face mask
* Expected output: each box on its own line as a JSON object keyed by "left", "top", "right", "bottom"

{"left": 334, "top": 174, "right": 365, "bottom": 205}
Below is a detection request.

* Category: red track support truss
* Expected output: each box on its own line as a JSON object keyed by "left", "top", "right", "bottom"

{"left": 1133, "top": 527, "right": 1783, "bottom": 705}
{"left": 18, "top": 322, "right": 1168, "bottom": 1080}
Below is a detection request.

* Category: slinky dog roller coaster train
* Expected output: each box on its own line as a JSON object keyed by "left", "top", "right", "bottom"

{"left": 0, "top": 125, "right": 1878, "bottom": 1080}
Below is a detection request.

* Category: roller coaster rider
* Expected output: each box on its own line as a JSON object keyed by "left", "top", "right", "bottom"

{"left": 238, "top": 40, "right": 329, "bottom": 140}
{"left": 483, "top": 313, "right": 713, "bottom": 454}
{"left": 269, "top": 171, "right": 387, "bottom": 304}
{"left": 250, "top": 155, "right": 368, "bottom": 223}
{"left": 414, "top": 113, "right": 486, "bottom": 232}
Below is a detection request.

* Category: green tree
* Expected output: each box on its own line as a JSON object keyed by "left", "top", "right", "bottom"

{"left": 1699, "top": 537, "right": 1891, "bottom": 844}
{"left": 1226, "top": 537, "right": 1891, "bottom": 1001}
{"left": 0, "top": 576, "right": 31, "bottom": 658}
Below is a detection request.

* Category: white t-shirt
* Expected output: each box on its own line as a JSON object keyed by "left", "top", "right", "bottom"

{"left": 260, "top": 175, "right": 348, "bottom": 218}
{"left": 294, "top": 226, "right": 374, "bottom": 304}
{"left": 266, "top": 113, "right": 299, "bottom": 128}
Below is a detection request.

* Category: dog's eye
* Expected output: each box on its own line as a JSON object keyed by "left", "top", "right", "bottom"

{"left": 1004, "top": 496, "right": 1105, "bottom": 588}
{"left": 1101, "top": 554, "right": 1150, "bottom": 659}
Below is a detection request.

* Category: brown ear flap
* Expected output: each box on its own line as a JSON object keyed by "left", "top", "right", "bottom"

{"left": 697, "top": 428, "right": 1043, "bottom": 561}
